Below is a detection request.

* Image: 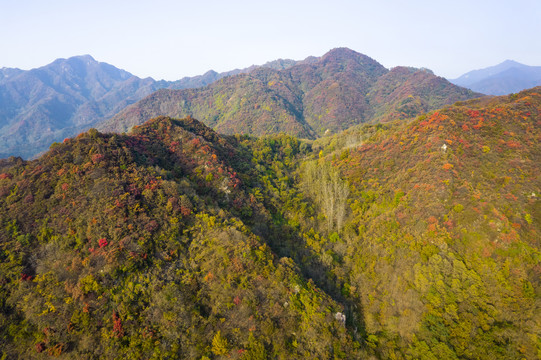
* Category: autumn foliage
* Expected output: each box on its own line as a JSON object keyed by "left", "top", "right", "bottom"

{"left": 0, "top": 86, "right": 540, "bottom": 359}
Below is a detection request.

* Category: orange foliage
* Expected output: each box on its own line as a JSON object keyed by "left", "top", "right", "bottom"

{"left": 507, "top": 141, "right": 521, "bottom": 148}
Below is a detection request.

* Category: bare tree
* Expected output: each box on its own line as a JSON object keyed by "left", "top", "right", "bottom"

{"left": 303, "top": 160, "right": 349, "bottom": 231}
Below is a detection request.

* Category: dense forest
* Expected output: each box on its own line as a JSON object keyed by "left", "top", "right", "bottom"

{"left": 1, "top": 87, "right": 540, "bottom": 359}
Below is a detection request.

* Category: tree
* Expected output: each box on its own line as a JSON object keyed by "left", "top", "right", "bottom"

{"left": 211, "top": 331, "right": 229, "bottom": 356}
{"left": 303, "top": 161, "right": 350, "bottom": 231}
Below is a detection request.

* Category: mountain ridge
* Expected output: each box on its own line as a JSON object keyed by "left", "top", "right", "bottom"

{"left": 100, "top": 48, "right": 480, "bottom": 139}
{"left": 0, "top": 53, "right": 307, "bottom": 159}
{"left": 0, "top": 55, "right": 159, "bottom": 159}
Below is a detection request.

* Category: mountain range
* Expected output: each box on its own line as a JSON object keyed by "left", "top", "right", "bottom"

{"left": 450, "top": 60, "right": 541, "bottom": 95}
{"left": 0, "top": 55, "right": 158, "bottom": 159}
{"left": 1, "top": 86, "right": 539, "bottom": 359}
{"left": 1, "top": 48, "right": 482, "bottom": 159}
{"left": 99, "top": 48, "right": 480, "bottom": 139}
{"left": 0, "top": 55, "right": 306, "bottom": 159}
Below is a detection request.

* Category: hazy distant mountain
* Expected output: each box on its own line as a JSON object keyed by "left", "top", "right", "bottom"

{"left": 450, "top": 60, "right": 541, "bottom": 95}
{"left": 0, "top": 56, "right": 305, "bottom": 159}
{"left": 0, "top": 67, "right": 23, "bottom": 81}
{"left": 100, "top": 48, "right": 480, "bottom": 138}
{"left": 0, "top": 55, "right": 162, "bottom": 158}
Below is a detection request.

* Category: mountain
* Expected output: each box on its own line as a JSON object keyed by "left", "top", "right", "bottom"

{"left": 0, "top": 55, "right": 305, "bottom": 159}
{"left": 1, "top": 87, "right": 539, "bottom": 359}
{"left": 167, "top": 58, "right": 309, "bottom": 91}
{"left": 0, "top": 116, "right": 362, "bottom": 358}
{"left": 1, "top": 49, "right": 479, "bottom": 160}
{"left": 305, "top": 87, "right": 541, "bottom": 359}
{"left": 0, "top": 67, "right": 24, "bottom": 81}
{"left": 99, "top": 48, "right": 481, "bottom": 138}
{"left": 450, "top": 60, "right": 541, "bottom": 95}
{"left": 0, "top": 55, "right": 162, "bottom": 159}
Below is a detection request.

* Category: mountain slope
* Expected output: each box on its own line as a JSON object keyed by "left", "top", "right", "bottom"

{"left": 100, "top": 48, "right": 480, "bottom": 138}
{"left": 451, "top": 60, "right": 541, "bottom": 95}
{"left": 1, "top": 87, "right": 540, "bottom": 359}
{"left": 167, "top": 58, "right": 307, "bottom": 90}
{"left": 368, "top": 66, "right": 479, "bottom": 121}
{"left": 299, "top": 87, "right": 541, "bottom": 359}
{"left": 0, "top": 116, "right": 362, "bottom": 359}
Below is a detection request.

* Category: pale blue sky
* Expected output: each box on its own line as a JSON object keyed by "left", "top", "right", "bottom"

{"left": 1, "top": 0, "right": 540, "bottom": 80}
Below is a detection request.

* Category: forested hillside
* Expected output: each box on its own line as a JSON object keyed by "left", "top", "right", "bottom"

{"left": 0, "top": 116, "right": 362, "bottom": 358}
{"left": 301, "top": 87, "right": 541, "bottom": 359}
{"left": 1, "top": 87, "right": 539, "bottom": 359}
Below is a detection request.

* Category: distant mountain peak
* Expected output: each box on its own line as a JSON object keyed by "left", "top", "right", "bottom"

{"left": 73, "top": 54, "right": 96, "bottom": 61}
{"left": 52, "top": 54, "right": 98, "bottom": 65}
{"left": 0, "top": 48, "right": 480, "bottom": 159}
{"left": 325, "top": 47, "right": 361, "bottom": 56}
{"left": 317, "top": 48, "right": 387, "bottom": 77}
{"left": 500, "top": 59, "right": 522, "bottom": 66}
{"left": 450, "top": 59, "right": 541, "bottom": 95}
{"left": 321, "top": 47, "right": 367, "bottom": 62}
{"left": 100, "top": 48, "right": 478, "bottom": 138}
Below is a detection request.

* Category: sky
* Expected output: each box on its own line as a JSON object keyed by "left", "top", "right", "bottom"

{"left": 1, "top": 0, "right": 540, "bottom": 81}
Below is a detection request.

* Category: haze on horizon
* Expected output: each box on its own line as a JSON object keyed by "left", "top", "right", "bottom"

{"left": 1, "top": 0, "right": 540, "bottom": 81}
